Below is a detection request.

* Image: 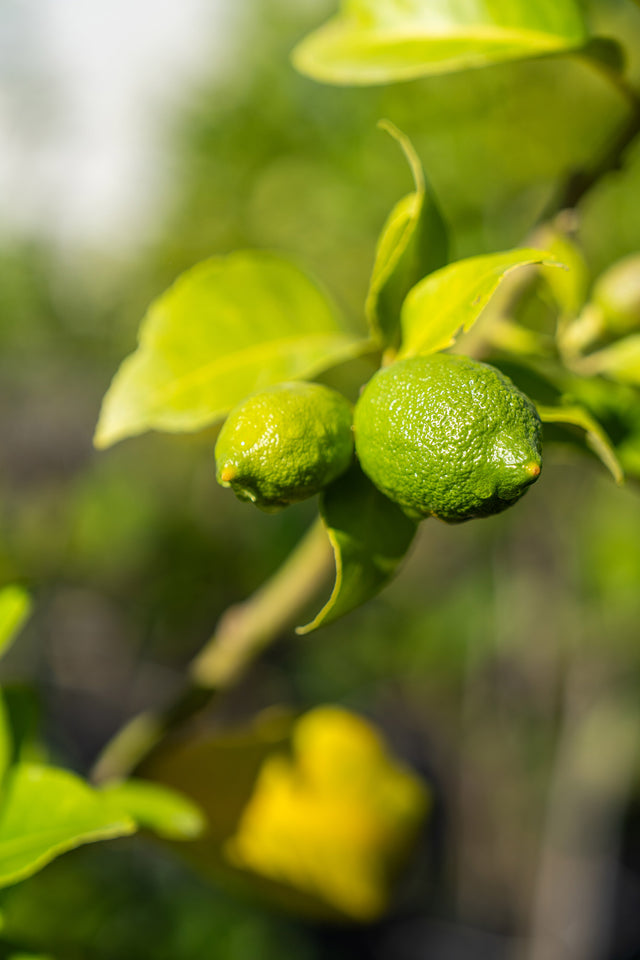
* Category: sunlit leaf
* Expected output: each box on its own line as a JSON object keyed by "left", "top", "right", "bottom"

{"left": 100, "top": 779, "right": 206, "bottom": 841}
{"left": 0, "top": 764, "right": 135, "bottom": 889}
{"left": 297, "top": 464, "right": 418, "bottom": 634}
{"left": 537, "top": 404, "right": 624, "bottom": 484}
{"left": 292, "top": 0, "right": 586, "bottom": 86}
{"left": 94, "top": 252, "right": 366, "bottom": 449}
{"left": 399, "top": 248, "right": 557, "bottom": 357}
{"left": 0, "top": 587, "right": 31, "bottom": 662}
{"left": 581, "top": 334, "right": 640, "bottom": 387}
{"left": 366, "top": 121, "right": 448, "bottom": 349}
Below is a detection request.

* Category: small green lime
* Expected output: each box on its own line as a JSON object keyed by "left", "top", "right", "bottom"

{"left": 354, "top": 354, "right": 542, "bottom": 523}
{"left": 215, "top": 382, "right": 353, "bottom": 508}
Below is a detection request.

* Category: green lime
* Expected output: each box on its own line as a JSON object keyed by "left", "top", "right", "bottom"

{"left": 215, "top": 382, "right": 354, "bottom": 508}
{"left": 354, "top": 354, "right": 542, "bottom": 523}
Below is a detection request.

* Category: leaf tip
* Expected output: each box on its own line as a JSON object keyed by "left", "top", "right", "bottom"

{"left": 377, "top": 119, "right": 424, "bottom": 194}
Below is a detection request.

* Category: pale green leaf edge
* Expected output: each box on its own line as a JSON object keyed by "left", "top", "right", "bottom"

{"left": 537, "top": 404, "right": 624, "bottom": 485}
{"left": 296, "top": 494, "right": 417, "bottom": 635}
{"left": 100, "top": 778, "right": 207, "bottom": 841}
{"left": 365, "top": 120, "right": 426, "bottom": 343}
{"left": 293, "top": 22, "right": 587, "bottom": 87}
{"left": 399, "top": 249, "right": 561, "bottom": 358}
{"left": 296, "top": 522, "right": 347, "bottom": 635}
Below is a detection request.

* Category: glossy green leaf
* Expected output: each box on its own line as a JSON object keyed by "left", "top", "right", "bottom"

{"left": 297, "top": 464, "right": 418, "bottom": 634}
{"left": 0, "top": 587, "right": 31, "bottom": 661}
{"left": 581, "top": 334, "right": 640, "bottom": 387}
{"left": 94, "top": 252, "right": 365, "bottom": 449}
{"left": 0, "top": 764, "right": 136, "bottom": 889}
{"left": 366, "top": 121, "right": 449, "bottom": 349}
{"left": 292, "top": 0, "right": 587, "bottom": 86}
{"left": 399, "top": 248, "right": 557, "bottom": 358}
{"left": 100, "top": 778, "right": 206, "bottom": 841}
{"left": 537, "top": 404, "right": 624, "bottom": 485}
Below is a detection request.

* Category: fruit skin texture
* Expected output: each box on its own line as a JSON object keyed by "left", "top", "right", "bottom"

{"left": 215, "top": 382, "right": 354, "bottom": 508}
{"left": 354, "top": 354, "right": 542, "bottom": 523}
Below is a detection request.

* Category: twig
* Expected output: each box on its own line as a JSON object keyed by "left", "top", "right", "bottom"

{"left": 91, "top": 517, "right": 332, "bottom": 782}
{"left": 190, "top": 516, "right": 332, "bottom": 687}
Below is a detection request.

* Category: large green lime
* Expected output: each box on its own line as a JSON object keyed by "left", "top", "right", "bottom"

{"left": 215, "top": 382, "right": 353, "bottom": 508}
{"left": 354, "top": 354, "right": 542, "bottom": 523}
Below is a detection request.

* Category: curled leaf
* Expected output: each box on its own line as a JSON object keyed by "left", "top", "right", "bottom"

{"left": 297, "top": 464, "right": 418, "bottom": 634}
{"left": 366, "top": 121, "right": 448, "bottom": 349}
{"left": 537, "top": 403, "right": 624, "bottom": 485}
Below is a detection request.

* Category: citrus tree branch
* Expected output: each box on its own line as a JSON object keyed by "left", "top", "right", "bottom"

{"left": 91, "top": 517, "right": 332, "bottom": 782}
{"left": 190, "top": 517, "right": 332, "bottom": 688}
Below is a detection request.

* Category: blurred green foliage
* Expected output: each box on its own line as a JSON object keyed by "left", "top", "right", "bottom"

{"left": 1, "top": 0, "right": 640, "bottom": 955}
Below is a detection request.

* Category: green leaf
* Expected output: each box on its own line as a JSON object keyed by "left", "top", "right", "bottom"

{"left": 100, "top": 778, "right": 206, "bottom": 841}
{"left": 366, "top": 121, "right": 449, "bottom": 350}
{"left": 0, "top": 764, "right": 136, "bottom": 889}
{"left": 0, "top": 587, "right": 31, "bottom": 662}
{"left": 297, "top": 464, "right": 418, "bottom": 634}
{"left": 399, "top": 248, "right": 557, "bottom": 358}
{"left": 292, "top": 0, "right": 586, "bottom": 86}
{"left": 580, "top": 334, "right": 640, "bottom": 387}
{"left": 532, "top": 226, "right": 589, "bottom": 324}
{"left": 537, "top": 404, "right": 624, "bottom": 485}
{"left": 94, "top": 251, "right": 366, "bottom": 449}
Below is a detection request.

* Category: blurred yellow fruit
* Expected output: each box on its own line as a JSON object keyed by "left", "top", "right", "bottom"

{"left": 225, "top": 706, "right": 430, "bottom": 921}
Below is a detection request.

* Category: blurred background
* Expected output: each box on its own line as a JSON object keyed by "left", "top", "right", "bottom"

{"left": 1, "top": 0, "right": 640, "bottom": 957}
